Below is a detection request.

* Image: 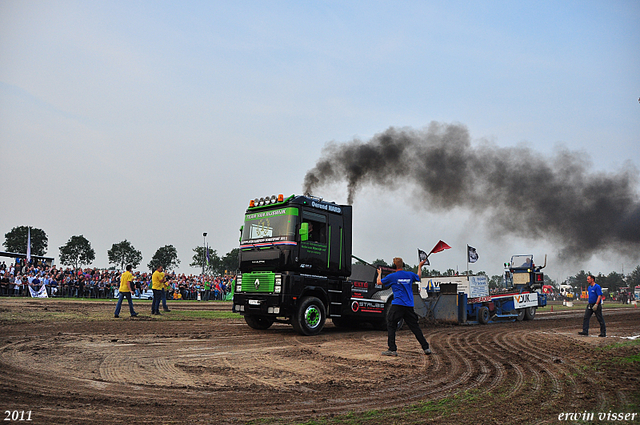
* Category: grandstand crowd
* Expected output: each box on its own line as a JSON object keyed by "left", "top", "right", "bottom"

{"left": 0, "top": 259, "right": 234, "bottom": 300}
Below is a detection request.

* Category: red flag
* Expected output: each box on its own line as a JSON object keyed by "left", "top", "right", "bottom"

{"left": 429, "top": 240, "right": 451, "bottom": 254}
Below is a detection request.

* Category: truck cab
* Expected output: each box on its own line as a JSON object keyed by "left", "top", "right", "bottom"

{"left": 233, "top": 194, "right": 352, "bottom": 335}
{"left": 506, "top": 254, "right": 545, "bottom": 290}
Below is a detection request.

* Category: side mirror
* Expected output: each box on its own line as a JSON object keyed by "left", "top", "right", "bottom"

{"left": 239, "top": 226, "right": 243, "bottom": 243}
{"left": 299, "top": 222, "right": 309, "bottom": 242}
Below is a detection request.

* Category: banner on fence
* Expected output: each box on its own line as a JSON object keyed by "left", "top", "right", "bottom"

{"left": 28, "top": 284, "right": 48, "bottom": 298}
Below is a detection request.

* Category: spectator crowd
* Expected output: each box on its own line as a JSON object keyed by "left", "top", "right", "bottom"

{"left": 0, "top": 259, "right": 234, "bottom": 301}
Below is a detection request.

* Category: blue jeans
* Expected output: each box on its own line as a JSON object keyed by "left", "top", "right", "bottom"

{"left": 115, "top": 291, "right": 136, "bottom": 316}
{"left": 152, "top": 289, "right": 162, "bottom": 313}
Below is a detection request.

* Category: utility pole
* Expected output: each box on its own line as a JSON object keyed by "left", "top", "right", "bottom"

{"left": 202, "top": 232, "right": 207, "bottom": 275}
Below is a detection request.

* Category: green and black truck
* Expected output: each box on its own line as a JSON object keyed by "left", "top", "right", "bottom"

{"left": 233, "top": 193, "right": 395, "bottom": 335}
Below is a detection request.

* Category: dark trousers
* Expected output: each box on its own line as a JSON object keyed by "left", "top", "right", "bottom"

{"left": 152, "top": 289, "right": 163, "bottom": 313}
{"left": 582, "top": 304, "right": 606, "bottom": 335}
{"left": 387, "top": 304, "right": 429, "bottom": 352}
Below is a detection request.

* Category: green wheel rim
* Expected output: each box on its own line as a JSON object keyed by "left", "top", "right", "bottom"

{"left": 305, "top": 305, "right": 321, "bottom": 328}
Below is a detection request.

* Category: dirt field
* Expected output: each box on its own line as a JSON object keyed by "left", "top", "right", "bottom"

{"left": 1, "top": 299, "right": 639, "bottom": 425}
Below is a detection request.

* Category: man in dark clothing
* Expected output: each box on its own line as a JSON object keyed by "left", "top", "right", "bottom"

{"left": 578, "top": 274, "right": 606, "bottom": 337}
{"left": 377, "top": 257, "right": 431, "bottom": 356}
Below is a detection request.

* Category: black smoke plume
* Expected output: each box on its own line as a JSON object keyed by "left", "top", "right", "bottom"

{"left": 303, "top": 122, "right": 640, "bottom": 261}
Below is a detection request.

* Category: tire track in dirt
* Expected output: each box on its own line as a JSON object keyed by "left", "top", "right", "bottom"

{"left": 220, "top": 328, "right": 452, "bottom": 420}
{"left": 469, "top": 328, "right": 507, "bottom": 393}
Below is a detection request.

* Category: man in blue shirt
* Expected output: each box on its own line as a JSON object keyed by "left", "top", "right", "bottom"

{"left": 578, "top": 274, "right": 606, "bottom": 337}
{"left": 377, "top": 257, "right": 431, "bottom": 356}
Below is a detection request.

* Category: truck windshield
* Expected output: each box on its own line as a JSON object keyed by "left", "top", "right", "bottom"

{"left": 241, "top": 207, "right": 298, "bottom": 245}
{"left": 511, "top": 255, "right": 533, "bottom": 268}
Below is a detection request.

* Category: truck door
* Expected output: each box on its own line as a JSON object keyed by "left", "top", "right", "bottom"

{"left": 327, "top": 213, "right": 346, "bottom": 275}
{"left": 299, "top": 211, "right": 328, "bottom": 272}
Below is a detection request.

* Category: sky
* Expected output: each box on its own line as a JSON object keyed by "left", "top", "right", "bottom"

{"left": 1, "top": 0, "right": 639, "bottom": 282}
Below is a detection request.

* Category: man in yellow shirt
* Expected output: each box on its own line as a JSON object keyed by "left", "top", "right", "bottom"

{"left": 151, "top": 265, "right": 166, "bottom": 315}
{"left": 114, "top": 265, "right": 139, "bottom": 318}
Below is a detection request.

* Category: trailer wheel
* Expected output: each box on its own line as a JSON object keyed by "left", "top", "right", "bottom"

{"left": 524, "top": 307, "right": 536, "bottom": 320}
{"left": 516, "top": 309, "right": 525, "bottom": 321}
{"left": 244, "top": 315, "right": 274, "bottom": 330}
{"left": 478, "top": 306, "right": 490, "bottom": 324}
{"left": 292, "top": 296, "right": 326, "bottom": 336}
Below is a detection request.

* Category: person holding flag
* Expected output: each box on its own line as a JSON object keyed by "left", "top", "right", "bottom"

{"left": 377, "top": 257, "right": 431, "bottom": 357}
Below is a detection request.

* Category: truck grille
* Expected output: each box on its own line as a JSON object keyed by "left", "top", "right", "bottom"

{"left": 240, "top": 272, "right": 275, "bottom": 293}
{"left": 512, "top": 273, "right": 530, "bottom": 285}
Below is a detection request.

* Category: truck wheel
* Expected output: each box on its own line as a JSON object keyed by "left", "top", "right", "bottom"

{"left": 478, "top": 306, "right": 490, "bottom": 324}
{"left": 244, "top": 315, "right": 274, "bottom": 330}
{"left": 516, "top": 309, "right": 525, "bottom": 321}
{"left": 292, "top": 297, "right": 326, "bottom": 336}
{"left": 524, "top": 307, "right": 536, "bottom": 320}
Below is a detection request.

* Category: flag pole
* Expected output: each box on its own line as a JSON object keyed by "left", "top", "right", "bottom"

{"left": 466, "top": 244, "right": 469, "bottom": 280}
{"left": 26, "top": 226, "right": 31, "bottom": 265}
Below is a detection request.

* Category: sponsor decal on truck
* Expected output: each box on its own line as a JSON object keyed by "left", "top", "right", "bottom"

{"left": 513, "top": 292, "right": 538, "bottom": 309}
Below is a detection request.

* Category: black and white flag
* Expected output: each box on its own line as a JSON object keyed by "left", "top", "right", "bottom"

{"left": 418, "top": 249, "right": 430, "bottom": 266}
{"left": 468, "top": 245, "right": 479, "bottom": 263}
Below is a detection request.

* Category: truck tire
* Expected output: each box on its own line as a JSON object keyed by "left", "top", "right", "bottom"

{"left": 477, "top": 306, "right": 490, "bottom": 324}
{"left": 244, "top": 315, "right": 274, "bottom": 330}
{"left": 524, "top": 306, "right": 536, "bottom": 321}
{"left": 292, "top": 296, "right": 326, "bottom": 336}
{"left": 516, "top": 309, "right": 525, "bottom": 321}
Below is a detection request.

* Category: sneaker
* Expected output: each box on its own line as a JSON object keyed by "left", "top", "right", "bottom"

{"left": 114, "top": 314, "right": 119, "bottom": 318}
{"left": 163, "top": 309, "right": 171, "bottom": 312}
{"left": 424, "top": 348, "right": 432, "bottom": 355}
{"left": 598, "top": 334, "right": 606, "bottom": 337}
{"left": 131, "top": 313, "right": 138, "bottom": 317}
{"left": 381, "top": 350, "right": 398, "bottom": 357}
{"left": 578, "top": 331, "right": 588, "bottom": 336}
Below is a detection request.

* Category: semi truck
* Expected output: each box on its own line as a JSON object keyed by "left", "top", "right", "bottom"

{"left": 233, "top": 194, "right": 354, "bottom": 335}
{"left": 233, "top": 193, "right": 546, "bottom": 335}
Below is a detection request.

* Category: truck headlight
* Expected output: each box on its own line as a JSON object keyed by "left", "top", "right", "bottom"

{"left": 274, "top": 274, "right": 282, "bottom": 293}
{"left": 236, "top": 276, "right": 242, "bottom": 292}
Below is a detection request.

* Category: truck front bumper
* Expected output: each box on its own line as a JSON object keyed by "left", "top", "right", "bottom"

{"left": 233, "top": 293, "right": 293, "bottom": 316}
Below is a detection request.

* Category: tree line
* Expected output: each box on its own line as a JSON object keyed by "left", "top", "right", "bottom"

{"left": 6, "top": 226, "right": 640, "bottom": 286}
{"left": 3, "top": 226, "right": 238, "bottom": 275}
